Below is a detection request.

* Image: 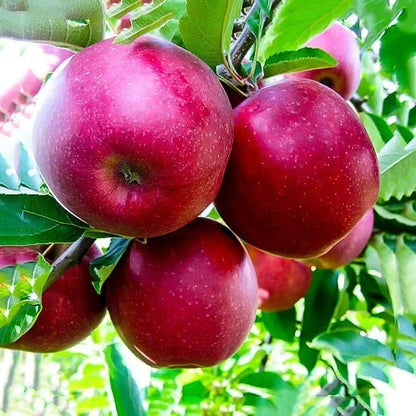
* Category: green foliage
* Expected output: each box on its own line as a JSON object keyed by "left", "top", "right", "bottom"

{"left": 0, "top": 0, "right": 105, "bottom": 49}
{"left": 0, "top": 256, "right": 51, "bottom": 345}
{"left": 259, "top": 0, "right": 352, "bottom": 62}
{"left": 115, "top": 0, "right": 186, "bottom": 44}
{"left": 104, "top": 343, "right": 146, "bottom": 416}
{"left": 0, "top": 194, "right": 89, "bottom": 246}
{"left": 262, "top": 308, "right": 296, "bottom": 342}
{"left": 90, "top": 237, "right": 131, "bottom": 294}
{"left": 179, "top": 0, "right": 243, "bottom": 66}
{"left": 380, "top": 22, "right": 416, "bottom": 98}
{"left": 263, "top": 47, "right": 337, "bottom": 78}
{"left": 299, "top": 270, "right": 339, "bottom": 372}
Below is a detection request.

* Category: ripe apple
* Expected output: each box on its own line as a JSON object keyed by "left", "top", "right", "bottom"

{"left": 288, "top": 23, "right": 361, "bottom": 100}
{"left": 105, "top": 217, "right": 258, "bottom": 368}
{"left": 215, "top": 79, "right": 380, "bottom": 259}
{"left": 246, "top": 245, "right": 312, "bottom": 311}
{"left": 33, "top": 36, "right": 233, "bottom": 238}
{"left": 306, "top": 209, "right": 374, "bottom": 269}
{"left": 1, "top": 245, "right": 105, "bottom": 353}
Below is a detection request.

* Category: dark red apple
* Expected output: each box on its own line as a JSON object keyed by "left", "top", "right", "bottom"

{"left": 33, "top": 36, "right": 233, "bottom": 238}
{"left": 215, "top": 79, "right": 380, "bottom": 259}
{"left": 306, "top": 209, "right": 374, "bottom": 269}
{"left": 105, "top": 217, "right": 258, "bottom": 368}
{"left": 288, "top": 23, "right": 361, "bottom": 100}
{"left": 246, "top": 245, "right": 312, "bottom": 311}
{"left": 1, "top": 245, "right": 105, "bottom": 353}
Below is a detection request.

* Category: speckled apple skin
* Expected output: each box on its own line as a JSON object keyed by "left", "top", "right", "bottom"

{"left": 1, "top": 245, "right": 105, "bottom": 353}
{"left": 33, "top": 36, "right": 233, "bottom": 238}
{"left": 246, "top": 245, "right": 312, "bottom": 311}
{"left": 306, "top": 209, "right": 374, "bottom": 269}
{"left": 289, "top": 23, "right": 361, "bottom": 100}
{"left": 105, "top": 218, "right": 258, "bottom": 368}
{"left": 215, "top": 79, "right": 380, "bottom": 259}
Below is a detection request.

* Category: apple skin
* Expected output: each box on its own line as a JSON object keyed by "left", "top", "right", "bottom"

{"left": 305, "top": 209, "right": 374, "bottom": 269}
{"left": 1, "top": 245, "right": 105, "bottom": 353}
{"left": 33, "top": 36, "right": 233, "bottom": 238}
{"left": 215, "top": 79, "right": 380, "bottom": 259}
{"left": 246, "top": 245, "right": 312, "bottom": 311}
{"left": 288, "top": 23, "right": 361, "bottom": 100}
{"left": 105, "top": 217, "right": 258, "bottom": 368}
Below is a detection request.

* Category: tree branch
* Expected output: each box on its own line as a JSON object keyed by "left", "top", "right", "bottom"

{"left": 259, "top": 333, "right": 273, "bottom": 371}
{"left": 44, "top": 235, "right": 95, "bottom": 290}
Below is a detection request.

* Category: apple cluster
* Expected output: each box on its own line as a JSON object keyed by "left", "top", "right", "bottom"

{"left": 3, "top": 23, "right": 379, "bottom": 368}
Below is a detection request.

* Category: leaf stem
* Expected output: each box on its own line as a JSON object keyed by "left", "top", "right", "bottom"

{"left": 44, "top": 235, "right": 96, "bottom": 290}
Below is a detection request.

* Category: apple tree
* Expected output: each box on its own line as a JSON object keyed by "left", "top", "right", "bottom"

{"left": 0, "top": 0, "right": 415, "bottom": 414}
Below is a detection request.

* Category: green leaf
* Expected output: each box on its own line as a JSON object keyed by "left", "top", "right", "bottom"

{"left": 380, "top": 23, "right": 416, "bottom": 98}
{"left": 374, "top": 204, "right": 416, "bottom": 234}
{"left": 181, "top": 381, "right": 208, "bottom": 404}
{"left": 310, "top": 330, "right": 395, "bottom": 364}
{"left": 179, "top": 0, "right": 243, "bottom": 66}
{"left": 0, "top": 193, "right": 89, "bottom": 245}
{"left": 382, "top": 92, "right": 401, "bottom": 117}
{"left": 366, "top": 234, "right": 416, "bottom": 316}
{"left": 367, "top": 113, "right": 394, "bottom": 143}
{"left": 360, "top": 113, "right": 386, "bottom": 153}
{"left": 378, "top": 133, "right": 416, "bottom": 202}
{"left": 104, "top": 343, "right": 146, "bottom": 416}
{"left": 262, "top": 308, "right": 296, "bottom": 342}
{"left": 299, "top": 269, "right": 339, "bottom": 372}
{"left": 90, "top": 238, "right": 131, "bottom": 294}
{"left": 115, "top": 0, "right": 186, "bottom": 45}
{"left": 0, "top": 256, "right": 51, "bottom": 345}
{"left": 240, "top": 372, "right": 300, "bottom": 415}
{"left": 0, "top": 0, "right": 105, "bottom": 49}
{"left": 263, "top": 47, "right": 337, "bottom": 78}
{"left": 107, "top": 0, "right": 144, "bottom": 20}
{"left": 259, "top": 0, "right": 353, "bottom": 62}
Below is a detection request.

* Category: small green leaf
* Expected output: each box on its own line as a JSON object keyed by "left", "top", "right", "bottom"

{"left": 0, "top": 256, "right": 51, "bottom": 345}
{"left": 104, "top": 343, "right": 146, "bottom": 416}
{"left": 263, "top": 47, "right": 337, "bottom": 77}
{"left": 259, "top": 0, "right": 353, "bottom": 62}
{"left": 310, "top": 330, "right": 395, "bottom": 364}
{"left": 380, "top": 23, "right": 416, "bottom": 98}
{"left": 0, "top": 0, "right": 105, "bottom": 49}
{"left": 360, "top": 113, "right": 386, "bottom": 153}
{"left": 17, "top": 143, "right": 43, "bottom": 192}
{"left": 179, "top": 0, "right": 243, "bottom": 66}
{"left": 115, "top": 0, "right": 186, "bottom": 45}
{"left": 378, "top": 133, "right": 416, "bottom": 202}
{"left": 366, "top": 234, "right": 416, "bottom": 316}
{"left": 374, "top": 204, "right": 416, "bottom": 234}
{"left": 299, "top": 269, "right": 339, "bottom": 372}
{"left": 90, "top": 238, "right": 131, "bottom": 294}
{"left": 0, "top": 193, "right": 89, "bottom": 246}
{"left": 107, "top": 0, "right": 143, "bottom": 20}
{"left": 262, "top": 308, "right": 296, "bottom": 342}
{"left": 240, "top": 372, "right": 300, "bottom": 415}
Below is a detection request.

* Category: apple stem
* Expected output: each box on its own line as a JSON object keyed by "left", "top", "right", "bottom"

{"left": 44, "top": 235, "right": 96, "bottom": 290}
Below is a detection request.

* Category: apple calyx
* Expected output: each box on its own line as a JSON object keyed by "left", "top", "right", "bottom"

{"left": 120, "top": 163, "right": 143, "bottom": 185}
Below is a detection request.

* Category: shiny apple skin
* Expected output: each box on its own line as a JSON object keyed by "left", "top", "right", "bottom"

{"left": 105, "top": 218, "right": 258, "bottom": 368}
{"left": 215, "top": 79, "right": 380, "bottom": 259}
{"left": 289, "top": 23, "right": 361, "bottom": 100}
{"left": 33, "top": 36, "right": 233, "bottom": 238}
{"left": 1, "top": 245, "right": 105, "bottom": 353}
{"left": 306, "top": 209, "right": 374, "bottom": 269}
{"left": 246, "top": 245, "right": 312, "bottom": 311}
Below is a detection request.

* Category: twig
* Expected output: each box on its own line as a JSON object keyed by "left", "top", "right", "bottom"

{"left": 1, "top": 351, "right": 20, "bottom": 413}
{"left": 350, "top": 96, "right": 368, "bottom": 113}
{"left": 259, "top": 334, "right": 273, "bottom": 371}
{"left": 44, "top": 235, "right": 95, "bottom": 290}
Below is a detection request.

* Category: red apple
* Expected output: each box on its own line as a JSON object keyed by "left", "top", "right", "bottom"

{"left": 215, "top": 79, "right": 380, "bottom": 259}
{"left": 246, "top": 245, "right": 312, "bottom": 311}
{"left": 306, "top": 209, "right": 374, "bottom": 269}
{"left": 33, "top": 36, "right": 233, "bottom": 238}
{"left": 105, "top": 217, "right": 258, "bottom": 368}
{"left": 288, "top": 23, "right": 361, "bottom": 100}
{"left": 1, "top": 245, "right": 105, "bottom": 353}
